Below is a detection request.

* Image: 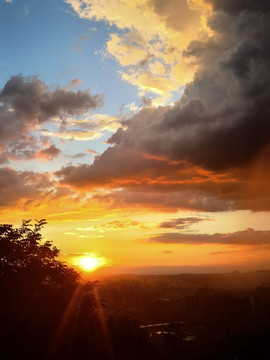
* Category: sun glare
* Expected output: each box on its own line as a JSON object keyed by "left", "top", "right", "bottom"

{"left": 75, "top": 254, "right": 103, "bottom": 272}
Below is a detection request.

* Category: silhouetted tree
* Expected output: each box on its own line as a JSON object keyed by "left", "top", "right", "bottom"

{"left": 0, "top": 220, "right": 156, "bottom": 360}
{"left": 0, "top": 219, "right": 79, "bottom": 287}
{"left": 0, "top": 220, "right": 83, "bottom": 359}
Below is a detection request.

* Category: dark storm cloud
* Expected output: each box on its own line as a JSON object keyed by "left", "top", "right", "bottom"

{"left": 205, "top": 0, "right": 270, "bottom": 14}
{"left": 0, "top": 75, "right": 103, "bottom": 160}
{"left": 182, "top": 40, "right": 206, "bottom": 58}
{"left": 119, "top": 4, "right": 270, "bottom": 171}
{"left": 137, "top": 4, "right": 270, "bottom": 171}
{"left": 0, "top": 75, "right": 103, "bottom": 123}
{"left": 148, "top": 228, "right": 270, "bottom": 246}
{"left": 56, "top": 2, "right": 270, "bottom": 211}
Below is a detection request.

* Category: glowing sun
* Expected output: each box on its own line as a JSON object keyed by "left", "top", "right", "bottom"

{"left": 75, "top": 254, "right": 103, "bottom": 272}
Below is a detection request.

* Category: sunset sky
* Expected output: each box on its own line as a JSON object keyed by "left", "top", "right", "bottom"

{"left": 0, "top": 0, "right": 269, "bottom": 275}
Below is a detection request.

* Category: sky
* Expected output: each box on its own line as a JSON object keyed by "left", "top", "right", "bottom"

{"left": 0, "top": 0, "right": 270, "bottom": 276}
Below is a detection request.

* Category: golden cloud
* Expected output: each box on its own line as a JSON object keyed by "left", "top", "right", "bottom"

{"left": 66, "top": 0, "right": 212, "bottom": 101}
{"left": 42, "top": 113, "right": 122, "bottom": 141}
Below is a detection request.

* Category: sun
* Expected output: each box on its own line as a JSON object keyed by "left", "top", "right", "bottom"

{"left": 78, "top": 256, "right": 99, "bottom": 271}
{"left": 75, "top": 254, "right": 103, "bottom": 272}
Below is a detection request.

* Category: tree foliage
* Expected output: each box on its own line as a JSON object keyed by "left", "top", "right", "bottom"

{"left": 0, "top": 219, "right": 79, "bottom": 289}
{"left": 0, "top": 220, "right": 82, "bottom": 359}
{"left": 0, "top": 220, "right": 156, "bottom": 360}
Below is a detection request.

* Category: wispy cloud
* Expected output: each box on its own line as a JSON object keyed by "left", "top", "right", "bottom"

{"left": 77, "top": 219, "right": 144, "bottom": 232}
{"left": 159, "top": 217, "right": 211, "bottom": 229}
{"left": 43, "top": 114, "right": 122, "bottom": 141}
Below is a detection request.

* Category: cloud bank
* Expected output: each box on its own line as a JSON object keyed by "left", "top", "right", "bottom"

{"left": 58, "top": 0, "right": 270, "bottom": 212}
{"left": 148, "top": 228, "right": 270, "bottom": 246}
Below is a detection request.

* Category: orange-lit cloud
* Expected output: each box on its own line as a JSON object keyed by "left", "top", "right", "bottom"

{"left": 76, "top": 219, "right": 144, "bottom": 232}
{"left": 65, "top": 78, "right": 82, "bottom": 89}
{"left": 86, "top": 149, "right": 99, "bottom": 155}
{"left": 43, "top": 114, "right": 122, "bottom": 141}
{"left": 34, "top": 144, "right": 61, "bottom": 161}
{"left": 56, "top": 145, "right": 269, "bottom": 212}
{"left": 147, "top": 228, "right": 270, "bottom": 246}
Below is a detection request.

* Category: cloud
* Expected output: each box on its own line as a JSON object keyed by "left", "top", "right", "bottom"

{"left": 43, "top": 129, "right": 103, "bottom": 141}
{"left": 58, "top": 2, "right": 270, "bottom": 212}
{"left": 0, "top": 167, "right": 52, "bottom": 206}
{"left": 0, "top": 75, "right": 103, "bottom": 160}
{"left": 107, "top": 32, "right": 148, "bottom": 67}
{"left": 0, "top": 153, "right": 9, "bottom": 165}
{"left": 205, "top": 0, "right": 270, "bottom": 14}
{"left": 91, "top": 188, "right": 233, "bottom": 212}
{"left": 86, "top": 148, "right": 99, "bottom": 155}
{"left": 66, "top": 78, "right": 82, "bottom": 88}
{"left": 210, "top": 250, "right": 242, "bottom": 255}
{"left": 70, "top": 152, "right": 87, "bottom": 159}
{"left": 23, "top": 4, "right": 29, "bottom": 16}
{"left": 56, "top": 144, "right": 194, "bottom": 188}
{"left": 66, "top": 0, "right": 210, "bottom": 100}
{"left": 147, "top": 228, "right": 270, "bottom": 246}
{"left": 34, "top": 144, "right": 61, "bottom": 161}
{"left": 159, "top": 217, "right": 210, "bottom": 229}
{"left": 77, "top": 219, "right": 142, "bottom": 232}
{"left": 72, "top": 35, "right": 90, "bottom": 52}
{"left": 43, "top": 113, "right": 121, "bottom": 141}
{"left": 79, "top": 34, "right": 90, "bottom": 41}
{"left": 0, "top": 75, "right": 103, "bottom": 122}
{"left": 3, "top": 137, "right": 38, "bottom": 162}
{"left": 56, "top": 135, "right": 265, "bottom": 212}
